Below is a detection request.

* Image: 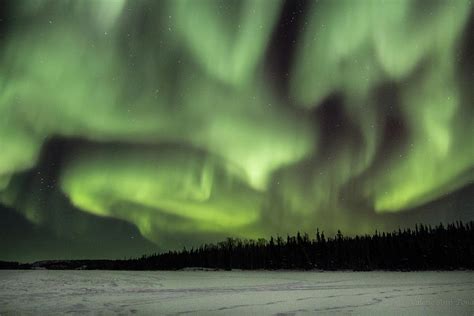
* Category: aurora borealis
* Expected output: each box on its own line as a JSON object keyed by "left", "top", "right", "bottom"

{"left": 0, "top": 0, "right": 473, "bottom": 261}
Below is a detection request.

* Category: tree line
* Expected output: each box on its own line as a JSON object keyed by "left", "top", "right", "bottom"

{"left": 134, "top": 221, "right": 474, "bottom": 271}
{"left": 1, "top": 221, "right": 473, "bottom": 271}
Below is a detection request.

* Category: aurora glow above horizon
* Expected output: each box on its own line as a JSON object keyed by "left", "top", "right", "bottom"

{"left": 0, "top": 0, "right": 473, "bottom": 261}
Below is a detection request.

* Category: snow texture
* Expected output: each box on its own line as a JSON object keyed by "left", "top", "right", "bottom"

{"left": 0, "top": 271, "right": 473, "bottom": 315}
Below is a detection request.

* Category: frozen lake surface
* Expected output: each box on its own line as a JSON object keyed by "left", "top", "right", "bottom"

{"left": 0, "top": 270, "right": 473, "bottom": 315}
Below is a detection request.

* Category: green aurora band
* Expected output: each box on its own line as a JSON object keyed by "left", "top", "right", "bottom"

{"left": 0, "top": 0, "right": 473, "bottom": 257}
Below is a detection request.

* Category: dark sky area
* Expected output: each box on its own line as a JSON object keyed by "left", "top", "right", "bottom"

{"left": 0, "top": 0, "right": 473, "bottom": 262}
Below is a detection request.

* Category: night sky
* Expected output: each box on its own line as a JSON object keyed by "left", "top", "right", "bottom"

{"left": 0, "top": 0, "right": 473, "bottom": 262}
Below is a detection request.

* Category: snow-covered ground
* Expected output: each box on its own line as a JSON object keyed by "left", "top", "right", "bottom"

{"left": 0, "top": 270, "right": 473, "bottom": 315}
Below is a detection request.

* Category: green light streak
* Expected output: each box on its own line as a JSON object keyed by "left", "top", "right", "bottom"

{"left": 0, "top": 0, "right": 472, "bottom": 251}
